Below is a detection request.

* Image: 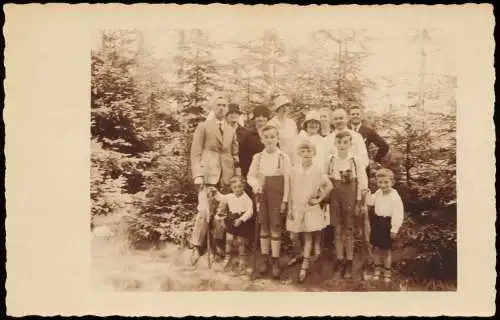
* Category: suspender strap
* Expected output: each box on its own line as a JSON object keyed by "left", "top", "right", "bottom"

{"left": 257, "top": 151, "right": 284, "bottom": 175}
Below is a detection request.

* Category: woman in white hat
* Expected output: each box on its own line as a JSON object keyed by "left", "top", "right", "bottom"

{"left": 268, "top": 95, "right": 298, "bottom": 165}
{"left": 295, "top": 109, "right": 327, "bottom": 171}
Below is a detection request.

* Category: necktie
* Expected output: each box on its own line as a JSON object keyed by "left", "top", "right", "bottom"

{"left": 219, "top": 122, "right": 223, "bottom": 136}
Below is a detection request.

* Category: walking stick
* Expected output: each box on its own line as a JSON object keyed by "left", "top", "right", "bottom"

{"left": 206, "top": 186, "right": 214, "bottom": 269}
{"left": 252, "top": 193, "right": 260, "bottom": 279}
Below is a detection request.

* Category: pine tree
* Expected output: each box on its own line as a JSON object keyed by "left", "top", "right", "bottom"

{"left": 173, "top": 29, "right": 222, "bottom": 132}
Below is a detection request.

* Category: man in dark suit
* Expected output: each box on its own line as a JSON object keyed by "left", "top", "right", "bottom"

{"left": 348, "top": 105, "right": 389, "bottom": 166}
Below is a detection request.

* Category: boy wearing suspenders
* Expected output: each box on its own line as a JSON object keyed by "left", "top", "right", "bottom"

{"left": 326, "top": 130, "right": 368, "bottom": 279}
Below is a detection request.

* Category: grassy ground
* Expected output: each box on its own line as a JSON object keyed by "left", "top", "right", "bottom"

{"left": 91, "top": 212, "right": 456, "bottom": 292}
{"left": 91, "top": 235, "right": 442, "bottom": 292}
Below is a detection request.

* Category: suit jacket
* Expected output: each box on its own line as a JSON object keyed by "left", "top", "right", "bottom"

{"left": 190, "top": 118, "right": 239, "bottom": 186}
{"left": 349, "top": 122, "right": 389, "bottom": 163}
{"left": 237, "top": 126, "right": 265, "bottom": 179}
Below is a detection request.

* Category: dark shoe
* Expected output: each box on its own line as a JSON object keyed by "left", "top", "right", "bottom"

{"left": 287, "top": 254, "right": 303, "bottom": 267}
{"left": 271, "top": 258, "right": 281, "bottom": 279}
{"left": 332, "top": 259, "right": 344, "bottom": 279}
{"left": 259, "top": 255, "right": 270, "bottom": 275}
{"left": 343, "top": 260, "right": 353, "bottom": 279}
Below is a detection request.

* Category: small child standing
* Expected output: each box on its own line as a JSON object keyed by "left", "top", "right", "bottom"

{"left": 209, "top": 175, "right": 254, "bottom": 273}
{"left": 295, "top": 110, "right": 329, "bottom": 262}
{"left": 287, "top": 138, "right": 333, "bottom": 282}
{"left": 247, "top": 124, "right": 292, "bottom": 279}
{"left": 326, "top": 130, "right": 368, "bottom": 280}
{"left": 365, "top": 168, "right": 404, "bottom": 283}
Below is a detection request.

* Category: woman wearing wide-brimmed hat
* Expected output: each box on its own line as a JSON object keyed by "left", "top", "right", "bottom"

{"left": 268, "top": 95, "right": 298, "bottom": 165}
{"left": 295, "top": 109, "right": 327, "bottom": 172}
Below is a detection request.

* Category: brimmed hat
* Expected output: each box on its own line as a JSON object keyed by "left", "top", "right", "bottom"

{"left": 302, "top": 110, "right": 321, "bottom": 129}
{"left": 272, "top": 95, "right": 291, "bottom": 112}
{"left": 227, "top": 103, "right": 241, "bottom": 115}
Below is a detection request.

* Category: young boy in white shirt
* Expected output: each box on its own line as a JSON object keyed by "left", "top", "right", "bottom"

{"left": 247, "top": 124, "right": 292, "bottom": 279}
{"left": 365, "top": 168, "right": 404, "bottom": 283}
{"left": 208, "top": 175, "right": 254, "bottom": 273}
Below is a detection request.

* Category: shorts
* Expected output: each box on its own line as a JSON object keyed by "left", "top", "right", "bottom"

{"left": 369, "top": 208, "right": 392, "bottom": 250}
{"left": 258, "top": 175, "right": 284, "bottom": 232}
{"left": 329, "top": 179, "right": 357, "bottom": 235}
{"left": 225, "top": 213, "right": 253, "bottom": 240}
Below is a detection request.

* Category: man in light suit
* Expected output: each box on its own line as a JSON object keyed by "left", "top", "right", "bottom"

{"left": 190, "top": 97, "right": 241, "bottom": 265}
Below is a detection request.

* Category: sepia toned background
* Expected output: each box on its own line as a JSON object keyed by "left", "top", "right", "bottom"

{"left": 5, "top": 3, "right": 496, "bottom": 316}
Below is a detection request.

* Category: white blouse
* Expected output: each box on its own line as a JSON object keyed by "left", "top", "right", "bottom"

{"left": 366, "top": 188, "right": 405, "bottom": 234}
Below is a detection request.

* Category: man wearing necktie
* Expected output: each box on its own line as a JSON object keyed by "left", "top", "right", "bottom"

{"left": 190, "top": 96, "right": 241, "bottom": 265}
{"left": 347, "top": 104, "right": 389, "bottom": 167}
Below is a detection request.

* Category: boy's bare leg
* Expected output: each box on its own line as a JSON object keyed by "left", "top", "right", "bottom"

{"left": 237, "top": 237, "right": 249, "bottom": 272}
{"left": 223, "top": 233, "right": 234, "bottom": 268}
{"left": 383, "top": 249, "right": 392, "bottom": 282}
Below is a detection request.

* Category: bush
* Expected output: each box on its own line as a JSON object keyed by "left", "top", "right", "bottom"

{"left": 126, "top": 132, "right": 198, "bottom": 249}
{"left": 395, "top": 206, "right": 457, "bottom": 283}
{"left": 91, "top": 139, "right": 131, "bottom": 218}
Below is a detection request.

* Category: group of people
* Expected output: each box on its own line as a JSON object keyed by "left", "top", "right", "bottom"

{"left": 188, "top": 95, "right": 404, "bottom": 284}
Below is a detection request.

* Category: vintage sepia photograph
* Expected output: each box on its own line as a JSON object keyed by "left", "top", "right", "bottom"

{"left": 90, "top": 25, "right": 458, "bottom": 292}
{"left": 5, "top": 3, "right": 496, "bottom": 316}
